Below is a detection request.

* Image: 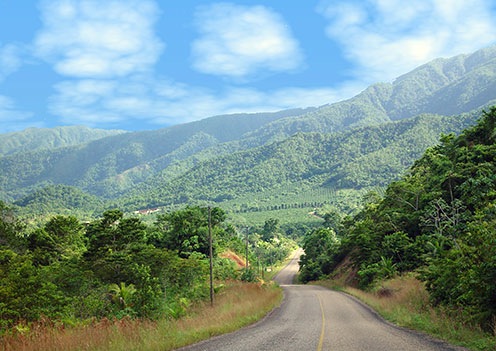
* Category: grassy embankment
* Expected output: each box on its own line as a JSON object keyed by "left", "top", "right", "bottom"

{"left": 1, "top": 280, "right": 282, "bottom": 351}
{"left": 317, "top": 273, "right": 496, "bottom": 351}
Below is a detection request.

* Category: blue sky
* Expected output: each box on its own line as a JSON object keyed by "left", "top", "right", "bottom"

{"left": 1, "top": 0, "right": 496, "bottom": 133}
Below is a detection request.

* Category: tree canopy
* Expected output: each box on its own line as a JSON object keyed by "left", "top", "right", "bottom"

{"left": 301, "top": 107, "right": 496, "bottom": 330}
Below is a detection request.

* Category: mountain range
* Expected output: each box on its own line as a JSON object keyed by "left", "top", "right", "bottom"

{"left": 2, "top": 45, "right": 496, "bottom": 222}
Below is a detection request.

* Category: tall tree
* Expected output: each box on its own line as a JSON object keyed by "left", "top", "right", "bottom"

{"left": 154, "top": 206, "right": 225, "bottom": 257}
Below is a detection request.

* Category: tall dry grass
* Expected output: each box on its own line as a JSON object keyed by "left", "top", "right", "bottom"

{"left": 154, "top": 280, "right": 282, "bottom": 350}
{"left": 1, "top": 316, "right": 154, "bottom": 351}
{"left": 1, "top": 281, "right": 282, "bottom": 351}
{"left": 318, "top": 273, "right": 496, "bottom": 351}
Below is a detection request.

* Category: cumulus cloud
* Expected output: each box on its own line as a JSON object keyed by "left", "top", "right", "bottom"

{"left": 318, "top": 0, "right": 496, "bottom": 83}
{"left": 34, "top": 0, "right": 164, "bottom": 78}
{"left": 191, "top": 3, "right": 304, "bottom": 79}
{"left": 37, "top": 0, "right": 332, "bottom": 129}
{"left": 32, "top": 0, "right": 496, "bottom": 131}
{"left": 32, "top": 0, "right": 168, "bottom": 127}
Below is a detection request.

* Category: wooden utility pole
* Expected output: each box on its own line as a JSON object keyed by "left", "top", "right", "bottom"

{"left": 245, "top": 227, "right": 249, "bottom": 270}
{"left": 208, "top": 206, "right": 214, "bottom": 306}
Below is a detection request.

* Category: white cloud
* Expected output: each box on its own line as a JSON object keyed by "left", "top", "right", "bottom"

{"left": 34, "top": 0, "right": 164, "bottom": 78}
{"left": 26, "top": 0, "right": 361, "bottom": 130}
{"left": 150, "top": 85, "right": 343, "bottom": 123}
{"left": 49, "top": 80, "right": 119, "bottom": 124}
{"left": 38, "top": 1, "right": 330, "bottom": 129}
{"left": 45, "top": 0, "right": 496, "bottom": 130}
{"left": 318, "top": 0, "right": 496, "bottom": 83}
{"left": 0, "top": 44, "right": 23, "bottom": 81}
{"left": 33, "top": 0, "right": 169, "bottom": 128}
{"left": 47, "top": 75, "right": 354, "bottom": 128}
{"left": 0, "top": 96, "right": 36, "bottom": 132}
{"left": 191, "top": 3, "right": 304, "bottom": 79}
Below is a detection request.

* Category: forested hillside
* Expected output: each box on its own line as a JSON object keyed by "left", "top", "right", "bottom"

{"left": 250, "top": 45, "right": 496, "bottom": 139}
{"left": 1, "top": 45, "right": 496, "bottom": 223}
{"left": 300, "top": 107, "right": 496, "bottom": 331}
{"left": 117, "top": 112, "right": 478, "bottom": 211}
{"left": 0, "top": 126, "right": 125, "bottom": 156}
{"left": 0, "top": 109, "right": 310, "bottom": 201}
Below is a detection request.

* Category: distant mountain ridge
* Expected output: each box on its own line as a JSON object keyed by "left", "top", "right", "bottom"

{"left": 0, "top": 126, "right": 126, "bottom": 156}
{"left": 0, "top": 109, "right": 312, "bottom": 201}
{"left": 248, "top": 45, "right": 496, "bottom": 141}
{"left": 2, "top": 45, "right": 496, "bottom": 217}
{"left": 118, "top": 111, "right": 477, "bottom": 209}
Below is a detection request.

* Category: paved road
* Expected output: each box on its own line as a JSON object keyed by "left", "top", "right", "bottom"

{"left": 179, "top": 250, "right": 467, "bottom": 351}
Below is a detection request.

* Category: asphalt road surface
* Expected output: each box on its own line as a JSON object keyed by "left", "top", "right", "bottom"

{"left": 179, "top": 250, "right": 467, "bottom": 351}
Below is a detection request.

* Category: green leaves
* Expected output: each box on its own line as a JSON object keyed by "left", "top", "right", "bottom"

{"left": 0, "top": 249, "right": 71, "bottom": 327}
{"left": 299, "top": 228, "right": 340, "bottom": 283}
{"left": 108, "top": 282, "right": 137, "bottom": 309}
{"left": 0, "top": 204, "right": 249, "bottom": 329}
{"left": 154, "top": 206, "right": 225, "bottom": 257}
{"left": 337, "top": 107, "right": 496, "bottom": 329}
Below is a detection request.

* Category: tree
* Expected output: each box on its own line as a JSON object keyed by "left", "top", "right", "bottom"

{"left": 0, "top": 201, "right": 26, "bottom": 253}
{"left": 261, "top": 218, "right": 279, "bottom": 242}
{"left": 322, "top": 208, "right": 343, "bottom": 235}
{"left": 44, "top": 215, "right": 86, "bottom": 260}
{"left": 154, "top": 206, "right": 225, "bottom": 257}
{"left": 85, "top": 209, "right": 147, "bottom": 260}
{"left": 0, "top": 249, "right": 70, "bottom": 328}
{"left": 84, "top": 210, "right": 150, "bottom": 287}
{"left": 299, "top": 228, "right": 340, "bottom": 283}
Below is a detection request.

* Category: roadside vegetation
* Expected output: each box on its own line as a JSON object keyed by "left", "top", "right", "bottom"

{"left": 299, "top": 108, "right": 496, "bottom": 350}
{"left": 0, "top": 203, "right": 292, "bottom": 349}
{"left": 1, "top": 280, "right": 282, "bottom": 351}
{"left": 318, "top": 271, "right": 496, "bottom": 351}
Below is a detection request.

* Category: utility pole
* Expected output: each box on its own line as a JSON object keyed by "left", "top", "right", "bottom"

{"left": 245, "top": 226, "right": 249, "bottom": 271}
{"left": 208, "top": 206, "right": 214, "bottom": 306}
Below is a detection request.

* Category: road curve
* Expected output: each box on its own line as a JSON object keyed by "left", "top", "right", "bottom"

{"left": 179, "top": 250, "right": 467, "bottom": 351}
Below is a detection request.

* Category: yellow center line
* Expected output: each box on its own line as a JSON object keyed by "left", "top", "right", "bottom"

{"left": 317, "top": 294, "right": 326, "bottom": 351}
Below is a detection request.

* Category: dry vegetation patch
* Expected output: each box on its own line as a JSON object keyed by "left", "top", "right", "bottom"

{"left": 1, "top": 281, "right": 282, "bottom": 351}
{"left": 318, "top": 273, "right": 496, "bottom": 351}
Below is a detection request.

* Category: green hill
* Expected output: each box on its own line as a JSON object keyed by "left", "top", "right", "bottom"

{"left": 319, "top": 107, "right": 496, "bottom": 332}
{"left": 0, "top": 126, "right": 126, "bottom": 156}
{"left": 2, "top": 45, "right": 496, "bottom": 222}
{"left": 117, "top": 112, "right": 477, "bottom": 211}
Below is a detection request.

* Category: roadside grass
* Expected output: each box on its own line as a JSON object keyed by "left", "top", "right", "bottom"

{"left": 0, "top": 280, "right": 282, "bottom": 351}
{"left": 317, "top": 274, "right": 496, "bottom": 351}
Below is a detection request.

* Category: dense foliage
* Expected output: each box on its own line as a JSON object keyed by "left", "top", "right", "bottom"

{"left": 0, "top": 204, "right": 293, "bottom": 332}
{"left": 118, "top": 113, "right": 477, "bottom": 213}
{"left": 15, "top": 184, "right": 104, "bottom": 217}
{"left": 299, "top": 228, "right": 341, "bottom": 283}
{"left": 301, "top": 108, "right": 496, "bottom": 330}
{"left": 2, "top": 45, "right": 496, "bottom": 220}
